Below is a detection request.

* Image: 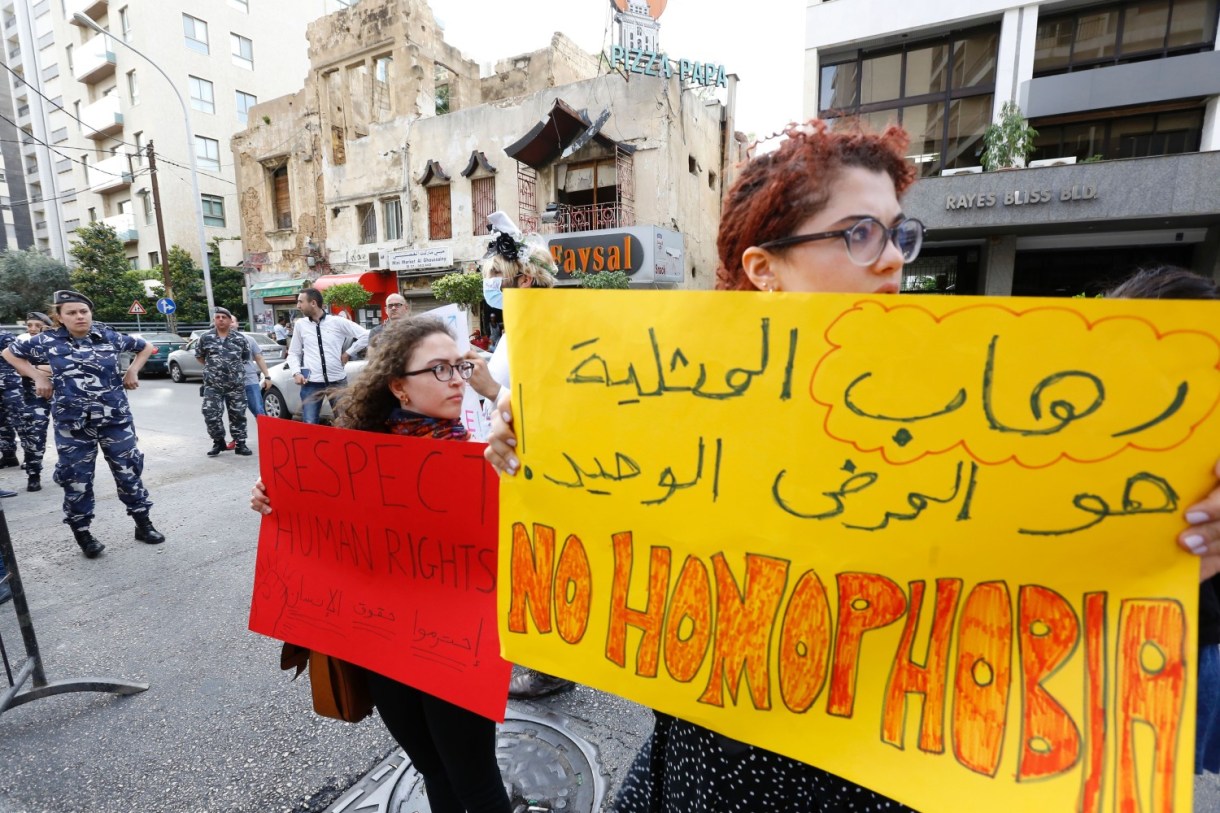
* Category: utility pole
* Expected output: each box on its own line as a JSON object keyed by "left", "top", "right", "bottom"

{"left": 146, "top": 141, "right": 177, "bottom": 334}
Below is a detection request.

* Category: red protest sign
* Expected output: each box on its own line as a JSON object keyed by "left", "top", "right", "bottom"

{"left": 248, "top": 416, "right": 510, "bottom": 721}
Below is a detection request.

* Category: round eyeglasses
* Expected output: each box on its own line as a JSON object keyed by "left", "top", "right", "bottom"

{"left": 403, "top": 361, "right": 476, "bottom": 382}
{"left": 758, "top": 217, "right": 926, "bottom": 267}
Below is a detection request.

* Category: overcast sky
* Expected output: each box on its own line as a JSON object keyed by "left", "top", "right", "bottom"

{"left": 430, "top": 0, "right": 806, "bottom": 143}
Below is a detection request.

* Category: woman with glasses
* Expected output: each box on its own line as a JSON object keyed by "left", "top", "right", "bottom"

{"left": 269, "top": 315, "right": 511, "bottom": 813}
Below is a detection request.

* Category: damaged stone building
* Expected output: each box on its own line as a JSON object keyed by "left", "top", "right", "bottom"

{"left": 231, "top": 0, "right": 743, "bottom": 325}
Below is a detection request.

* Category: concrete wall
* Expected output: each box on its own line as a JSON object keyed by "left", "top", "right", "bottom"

{"left": 479, "top": 33, "right": 600, "bottom": 104}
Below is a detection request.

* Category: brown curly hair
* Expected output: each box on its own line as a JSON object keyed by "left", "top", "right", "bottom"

{"left": 716, "top": 120, "right": 917, "bottom": 291}
{"left": 336, "top": 316, "right": 455, "bottom": 432}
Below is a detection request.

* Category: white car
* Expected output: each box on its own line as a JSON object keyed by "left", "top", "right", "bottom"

{"left": 166, "top": 332, "right": 287, "bottom": 383}
{"left": 262, "top": 358, "right": 367, "bottom": 421}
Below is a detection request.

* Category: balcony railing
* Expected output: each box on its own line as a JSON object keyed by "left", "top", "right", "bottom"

{"left": 91, "top": 153, "right": 132, "bottom": 193}
{"left": 81, "top": 94, "right": 122, "bottom": 139}
{"left": 537, "top": 202, "right": 633, "bottom": 235}
{"left": 73, "top": 34, "right": 115, "bottom": 84}
{"left": 102, "top": 212, "right": 137, "bottom": 243}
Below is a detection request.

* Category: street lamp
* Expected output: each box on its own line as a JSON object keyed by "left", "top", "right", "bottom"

{"left": 72, "top": 13, "right": 216, "bottom": 315}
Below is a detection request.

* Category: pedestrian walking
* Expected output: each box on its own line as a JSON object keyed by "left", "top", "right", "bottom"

{"left": 241, "top": 330, "right": 274, "bottom": 419}
{"left": 272, "top": 313, "right": 290, "bottom": 346}
{"left": 18, "top": 311, "right": 52, "bottom": 492}
{"left": 286, "top": 288, "right": 367, "bottom": 424}
{"left": 197, "top": 307, "right": 254, "bottom": 456}
{"left": 1, "top": 290, "right": 165, "bottom": 558}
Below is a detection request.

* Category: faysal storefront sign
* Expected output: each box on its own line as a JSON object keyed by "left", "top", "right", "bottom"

{"left": 945, "top": 185, "right": 1098, "bottom": 210}
{"left": 608, "top": 45, "right": 728, "bottom": 88}
{"left": 549, "top": 226, "right": 684, "bottom": 284}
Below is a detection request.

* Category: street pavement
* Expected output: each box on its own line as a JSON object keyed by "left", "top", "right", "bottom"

{"left": 0, "top": 378, "right": 1218, "bottom": 812}
{"left": 0, "top": 378, "right": 650, "bottom": 813}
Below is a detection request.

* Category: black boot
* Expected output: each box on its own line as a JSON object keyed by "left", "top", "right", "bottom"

{"left": 73, "top": 529, "right": 105, "bottom": 558}
{"left": 234, "top": 442, "right": 253, "bottom": 456}
{"left": 133, "top": 513, "right": 165, "bottom": 545}
{"left": 207, "top": 439, "right": 226, "bottom": 457}
{"left": 0, "top": 452, "right": 18, "bottom": 468}
{"left": 27, "top": 473, "right": 40, "bottom": 492}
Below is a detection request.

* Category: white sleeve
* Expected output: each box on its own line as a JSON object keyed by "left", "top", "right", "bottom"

{"left": 488, "top": 335, "right": 511, "bottom": 390}
{"left": 287, "top": 320, "right": 304, "bottom": 372}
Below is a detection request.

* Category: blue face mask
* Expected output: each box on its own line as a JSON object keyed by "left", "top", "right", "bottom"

{"left": 483, "top": 277, "right": 504, "bottom": 310}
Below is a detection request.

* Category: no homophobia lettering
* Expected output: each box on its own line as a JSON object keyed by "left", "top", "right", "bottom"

{"left": 248, "top": 417, "right": 510, "bottom": 721}
{"left": 499, "top": 290, "right": 1220, "bottom": 812}
{"left": 505, "top": 522, "right": 1185, "bottom": 811}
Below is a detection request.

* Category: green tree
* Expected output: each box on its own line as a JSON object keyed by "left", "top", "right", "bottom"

{"left": 68, "top": 222, "right": 145, "bottom": 322}
{"left": 573, "top": 270, "right": 631, "bottom": 289}
{"left": 0, "top": 249, "right": 70, "bottom": 322}
{"left": 432, "top": 271, "right": 484, "bottom": 311}
{"left": 322, "top": 282, "right": 371, "bottom": 317}
{"left": 145, "top": 246, "right": 207, "bottom": 322}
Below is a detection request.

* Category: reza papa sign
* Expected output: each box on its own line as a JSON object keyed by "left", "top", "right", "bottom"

{"left": 248, "top": 418, "right": 510, "bottom": 721}
{"left": 499, "top": 290, "right": 1220, "bottom": 812}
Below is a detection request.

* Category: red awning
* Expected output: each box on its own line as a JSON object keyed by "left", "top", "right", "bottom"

{"left": 310, "top": 272, "right": 398, "bottom": 295}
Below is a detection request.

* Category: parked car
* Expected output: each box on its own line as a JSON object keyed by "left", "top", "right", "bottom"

{"left": 166, "top": 332, "right": 288, "bottom": 383}
{"left": 262, "top": 358, "right": 367, "bottom": 421}
{"left": 119, "top": 332, "right": 186, "bottom": 376}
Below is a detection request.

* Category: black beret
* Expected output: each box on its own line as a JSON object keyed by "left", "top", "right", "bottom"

{"left": 53, "top": 290, "right": 94, "bottom": 309}
{"left": 213, "top": 307, "right": 234, "bottom": 318}
{"left": 26, "top": 311, "right": 51, "bottom": 325}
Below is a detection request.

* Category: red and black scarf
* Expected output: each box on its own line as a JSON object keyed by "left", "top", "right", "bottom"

{"left": 385, "top": 407, "right": 468, "bottom": 441}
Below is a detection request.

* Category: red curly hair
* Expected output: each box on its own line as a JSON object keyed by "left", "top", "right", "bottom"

{"left": 716, "top": 120, "right": 917, "bottom": 291}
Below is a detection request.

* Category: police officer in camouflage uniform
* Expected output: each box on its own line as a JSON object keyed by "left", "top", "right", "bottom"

{"left": 0, "top": 329, "right": 24, "bottom": 473}
{"left": 197, "top": 307, "right": 253, "bottom": 456}
{"left": 16, "top": 312, "right": 52, "bottom": 492}
{"left": 1, "top": 290, "right": 166, "bottom": 558}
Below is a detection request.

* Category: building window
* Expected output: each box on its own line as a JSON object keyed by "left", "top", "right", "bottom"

{"left": 271, "top": 165, "right": 291, "bottom": 230}
{"left": 236, "top": 90, "right": 256, "bottom": 124}
{"left": 202, "top": 194, "right": 225, "bottom": 227}
{"left": 471, "top": 177, "right": 495, "bottom": 235}
{"left": 819, "top": 25, "right": 999, "bottom": 177}
{"left": 189, "top": 76, "right": 214, "bottom": 114}
{"left": 382, "top": 197, "right": 402, "bottom": 241}
{"left": 427, "top": 185, "right": 451, "bottom": 240}
{"left": 231, "top": 33, "right": 253, "bottom": 70}
{"left": 355, "top": 202, "right": 376, "bottom": 244}
{"left": 372, "top": 55, "right": 393, "bottom": 122}
{"left": 81, "top": 155, "right": 89, "bottom": 184}
{"left": 142, "top": 190, "right": 154, "bottom": 225}
{"left": 127, "top": 69, "right": 138, "bottom": 105}
{"left": 435, "top": 64, "right": 451, "bottom": 115}
{"left": 1035, "top": 0, "right": 1219, "bottom": 76}
{"left": 1031, "top": 105, "right": 1205, "bottom": 162}
{"left": 65, "top": 43, "right": 72, "bottom": 74}
{"left": 228, "top": 0, "right": 249, "bottom": 11}
{"left": 133, "top": 131, "right": 144, "bottom": 165}
{"left": 182, "top": 14, "right": 209, "bottom": 54}
{"left": 87, "top": 206, "right": 96, "bottom": 222}
{"left": 148, "top": 250, "right": 160, "bottom": 267}
{"left": 119, "top": 6, "right": 131, "bottom": 41}
{"left": 195, "top": 136, "right": 220, "bottom": 171}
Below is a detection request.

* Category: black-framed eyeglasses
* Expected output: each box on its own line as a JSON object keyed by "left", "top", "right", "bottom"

{"left": 758, "top": 217, "right": 925, "bottom": 266}
{"left": 385, "top": 303, "right": 407, "bottom": 310}
{"left": 403, "top": 361, "right": 475, "bottom": 382}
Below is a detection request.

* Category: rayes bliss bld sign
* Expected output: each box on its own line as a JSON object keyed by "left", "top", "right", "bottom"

{"left": 946, "top": 185, "right": 1098, "bottom": 211}
{"left": 608, "top": 45, "right": 728, "bottom": 88}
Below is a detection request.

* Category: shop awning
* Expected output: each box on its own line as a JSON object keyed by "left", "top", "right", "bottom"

{"left": 249, "top": 279, "right": 307, "bottom": 298}
{"left": 310, "top": 271, "right": 399, "bottom": 295}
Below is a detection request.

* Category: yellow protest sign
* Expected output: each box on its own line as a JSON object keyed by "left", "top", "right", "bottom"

{"left": 498, "top": 290, "right": 1220, "bottom": 813}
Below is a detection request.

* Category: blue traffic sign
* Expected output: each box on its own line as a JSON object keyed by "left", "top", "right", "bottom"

{"left": 156, "top": 298, "right": 176, "bottom": 315}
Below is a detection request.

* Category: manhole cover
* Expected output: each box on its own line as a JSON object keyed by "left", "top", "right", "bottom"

{"left": 326, "top": 709, "right": 605, "bottom": 813}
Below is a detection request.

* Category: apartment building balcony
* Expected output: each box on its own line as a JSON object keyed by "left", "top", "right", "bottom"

{"left": 102, "top": 212, "right": 137, "bottom": 243}
{"left": 535, "top": 202, "right": 635, "bottom": 235}
{"left": 67, "top": 0, "right": 108, "bottom": 22}
{"left": 90, "top": 153, "right": 132, "bottom": 193}
{"left": 81, "top": 95, "right": 123, "bottom": 139}
{"left": 73, "top": 34, "right": 115, "bottom": 84}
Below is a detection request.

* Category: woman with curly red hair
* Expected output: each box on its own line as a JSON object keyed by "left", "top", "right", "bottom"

{"left": 488, "top": 120, "right": 922, "bottom": 811}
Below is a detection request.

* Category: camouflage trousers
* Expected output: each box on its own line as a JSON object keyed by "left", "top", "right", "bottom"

{"left": 53, "top": 419, "right": 152, "bottom": 531}
{"left": 202, "top": 383, "right": 248, "bottom": 443}
{"left": 0, "top": 375, "right": 32, "bottom": 459}
{"left": 21, "top": 383, "right": 49, "bottom": 476}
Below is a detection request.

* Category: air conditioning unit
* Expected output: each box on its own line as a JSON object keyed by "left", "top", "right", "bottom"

{"left": 1028, "top": 156, "right": 1078, "bottom": 168}
{"left": 367, "top": 251, "right": 383, "bottom": 269}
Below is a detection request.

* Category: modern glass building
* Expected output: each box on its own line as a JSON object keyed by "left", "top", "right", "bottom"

{"left": 805, "top": 0, "right": 1220, "bottom": 296}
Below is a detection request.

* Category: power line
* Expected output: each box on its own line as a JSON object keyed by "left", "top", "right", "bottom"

{"left": 0, "top": 108, "right": 135, "bottom": 182}
{"left": 0, "top": 58, "right": 141, "bottom": 151}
